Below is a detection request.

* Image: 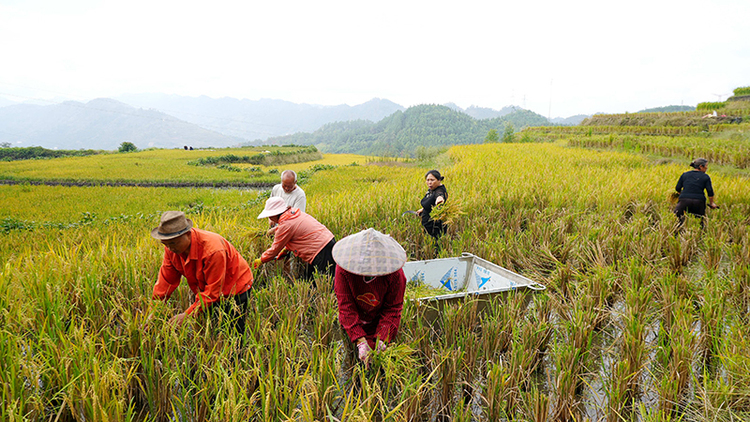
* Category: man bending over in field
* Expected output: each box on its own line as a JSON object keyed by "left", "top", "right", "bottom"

{"left": 151, "top": 211, "right": 253, "bottom": 333}
{"left": 254, "top": 196, "right": 336, "bottom": 286}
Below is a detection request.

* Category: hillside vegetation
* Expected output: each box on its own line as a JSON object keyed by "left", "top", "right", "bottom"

{"left": 266, "top": 104, "right": 550, "bottom": 156}
{"left": 581, "top": 89, "right": 749, "bottom": 127}
{"left": 522, "top": 86, "right": 750, "bottom": 170}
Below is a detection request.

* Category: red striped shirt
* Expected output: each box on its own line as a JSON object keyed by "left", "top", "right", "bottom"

{"left": 334, "top": 266, "right": 406, "bottom": 348}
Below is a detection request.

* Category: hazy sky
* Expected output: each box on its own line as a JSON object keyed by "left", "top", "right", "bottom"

{"left": 1, "top": 0, "right": 748, "bottom": 118}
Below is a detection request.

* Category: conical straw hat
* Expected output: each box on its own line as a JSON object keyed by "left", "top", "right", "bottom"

{"left": 332, "top": 228, "right": 407, "bottom": 276}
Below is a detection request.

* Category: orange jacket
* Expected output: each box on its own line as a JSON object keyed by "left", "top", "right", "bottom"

{"left": 153, "top": 228, "right": 253, "bottom": 315}
{"left": 261, "top": 208, "right": 334, "bottom": 264}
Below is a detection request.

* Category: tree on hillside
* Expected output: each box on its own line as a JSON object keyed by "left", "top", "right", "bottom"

{"left": 502, "top": 124, "right": 515, "bottom": 143}
{"left": 484, "top": 129, "right": 499, "bottom": 143}
{"left": 118, "top": 142, "right": 137, "bottom": 153}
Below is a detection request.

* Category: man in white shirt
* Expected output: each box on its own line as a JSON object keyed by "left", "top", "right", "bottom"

{"left": 271, "top": 170, "right": 306, "bottom": 211}
{"left": 268, "top": 170, "right": 307, "bottom": 236}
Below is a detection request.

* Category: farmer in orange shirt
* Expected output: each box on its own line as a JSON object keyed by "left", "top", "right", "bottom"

{"left": 151, "top": 211, "right": 253, "bottom": 332}
{"left": 253, "top": 197, "right": 336, "bottom": 284}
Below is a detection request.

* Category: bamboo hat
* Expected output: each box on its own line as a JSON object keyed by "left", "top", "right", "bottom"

{"left": 151, "top": 211, "right": 193, "bottom": 240}
{"left": 257, "top": 197, "right": 289, "bottom": 219}
{"left": 332, "top": 228, "right": 407, "bottom": 276}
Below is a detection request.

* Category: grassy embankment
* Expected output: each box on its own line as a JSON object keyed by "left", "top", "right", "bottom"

{"left": 0, "top": 146, "right": 363, "bottom": 186}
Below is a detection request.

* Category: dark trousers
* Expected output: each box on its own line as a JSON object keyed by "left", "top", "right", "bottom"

{"left": 304, "top": 238, "right": 337, "bottom": 287}
{"left": 423, "top": 220, "right": 446, "bottom": 239}
{"left": 209, "top": 288, "right": 251, "bottom": 334}
{"left": 675, "top": 198, "right": 706, "bottom": 228}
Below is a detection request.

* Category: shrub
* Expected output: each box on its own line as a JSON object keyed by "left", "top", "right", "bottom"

{"left": 118, "top": 142, "right": 137, "bottom": 153}
{"left": 501, "top": 123, "right": 515, "bottom": 143}
{"left": 696, "top": 101, "right": 727, "bottom": 110}
{"left": 733, "top": 86, "right": 750, "bottom": 96}
{"left": 0, "top": 146, "right": 101, "bottom": 161}
{"left": 485, "top": 129, "right": 499, "bottom": 143}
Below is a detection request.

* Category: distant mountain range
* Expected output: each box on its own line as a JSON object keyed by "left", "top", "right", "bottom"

{"left": 0, "top": 93, "right": 641, "bottom": 152}
{"left": 114, "top": 94, "right": 406, "bottom": 142}
{"left": 550, "top": 115, "right": 590, "bottom": 125}
{"left": 443, "top": 103, "right": 522, "bottom": 120}
{"left": 0, "top": 97, "right": 18, "bottom": 108}
{"left": 0, "top": 98, "right": 243, "bottom": 150}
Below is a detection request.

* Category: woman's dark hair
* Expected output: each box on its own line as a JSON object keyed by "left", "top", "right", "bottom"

{"left": 690, "top": 158, "right": 708, "bottom": 169}
{"left": 425, "top": 169, "right": 444, "bottom": 181}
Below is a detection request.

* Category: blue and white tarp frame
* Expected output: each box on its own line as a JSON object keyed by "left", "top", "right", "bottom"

{"left": 403, "top": 252, "right": 546, "bottom": 304}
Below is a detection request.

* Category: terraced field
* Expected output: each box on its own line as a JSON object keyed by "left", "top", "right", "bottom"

{"left": 2, "top": 132, "right": 750, "bottom": 421}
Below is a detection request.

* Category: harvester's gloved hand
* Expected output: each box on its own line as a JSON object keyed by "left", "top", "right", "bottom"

{"left": 252, "top": 258, "right": 262, "bottom": 269}
{"left": 376, "top": 339, "right": 387, "bottom": 352}
{"left": 356, "top": 340, "right": 372, "bottom": 368}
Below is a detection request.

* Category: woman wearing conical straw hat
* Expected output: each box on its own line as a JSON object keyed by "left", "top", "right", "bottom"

{"left": 333, "top": 228, "right": 407, "bottom": 368}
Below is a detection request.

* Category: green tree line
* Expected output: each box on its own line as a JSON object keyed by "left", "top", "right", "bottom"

{"left": 0, "top": 146, "right": 102, "bottom": 161}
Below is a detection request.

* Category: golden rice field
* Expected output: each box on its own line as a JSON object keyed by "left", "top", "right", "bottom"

{"left": 2, "top": 141, "right": 750, "bottom": 421}
{"left": 0, "top": 146, "right": 368, "bottom": 185}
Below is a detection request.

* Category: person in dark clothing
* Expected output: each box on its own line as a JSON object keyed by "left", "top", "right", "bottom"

{"left": 674, "top": 158, "right": 719, "bottom": 229}
{"left": 417, "top": 169, "right": 448, "bottom": 239}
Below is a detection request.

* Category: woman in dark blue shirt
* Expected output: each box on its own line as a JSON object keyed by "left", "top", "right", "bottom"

{"left": 674, "top": 158, "right": 718, "bottom": 228}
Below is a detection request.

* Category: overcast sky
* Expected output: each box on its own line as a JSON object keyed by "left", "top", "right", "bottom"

{"left": 1, "top": 0, "right": 748, "bottom": 118}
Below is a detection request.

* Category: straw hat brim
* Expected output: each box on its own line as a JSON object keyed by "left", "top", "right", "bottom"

{"left": 332, "top": 228, "right": 407, "bottom": 276}
{"left": 150, "top": 220, "right": 193, "bottom": 240}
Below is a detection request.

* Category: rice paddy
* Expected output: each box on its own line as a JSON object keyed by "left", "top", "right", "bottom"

{"left": 2, "top": 139, "right": 750, "bottom": 421}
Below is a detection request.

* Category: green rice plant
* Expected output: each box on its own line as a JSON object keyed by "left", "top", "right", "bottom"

{"left": 451, "top": 395, "right": 474, "bottom": 422}
{"left": 697, "top": 274, "right": 726, "bottom": 367}
{"left": 297, "top": 344, "right": 339, "bottom": 421}
{"left": 482, "top": 360, "right": 513, "bottom": 420}
{"left": 551, "top": 286, "right": 601, "bottom": 422}
{"left": 390, "top": 369, "right": 435, "bottom": 421}
{"left": 433, "top": 345, "right": 464, "bottom": 417}
{"left": 688, "top": 309, "right": 750, "bottom": 416}
{"left": 0, "top": 332, "right": 45, "bottom": 421}
{"left": 440, "top": 297, "right": 480, "bottom": 343}
{"left": 311, "top": 292, "right": 338, "bottom": 348}
{"left": 479, "top": 292, "right": 526, "bottom": 363}
{"left": 730, "top": 265, "right": 750, "bottom": 320}
{"left": 655, "top": 295, "right": 696, "bottom": 419}
{"left": 664, "top": 235, "right": 698, "bottom": 274}
{"left": 701, "top": 237, "right": 724, "bottom": 273}
{"left": 607, "top": 269, "right": 652, "bottom": 421}
{"left": 520, "top": 386, "right": 550, "bottom": 422}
